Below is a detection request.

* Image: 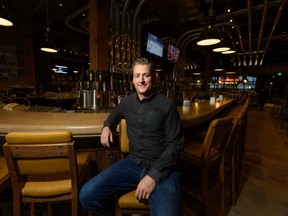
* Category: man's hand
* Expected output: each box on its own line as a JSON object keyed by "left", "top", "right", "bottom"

{"left": 135, "top": 175, "right": 156, "bottom": 200}
{"left": 100, "top": 126, "right": 113, "bottom": 147}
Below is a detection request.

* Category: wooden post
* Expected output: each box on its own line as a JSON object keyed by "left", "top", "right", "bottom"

{"left": 89, "top": 0, "right": 110, "bottom": 71}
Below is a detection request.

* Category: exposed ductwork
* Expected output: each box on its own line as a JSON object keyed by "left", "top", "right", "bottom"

{"left": 260, "top": 0, "right": 287, "bottom": 65}
{"left": 255, "top": 0, "right": 270, "bottom": 66}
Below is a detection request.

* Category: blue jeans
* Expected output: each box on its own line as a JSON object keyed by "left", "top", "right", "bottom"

{"left": 79, "top": 155, "right": 182, "bottom": 216}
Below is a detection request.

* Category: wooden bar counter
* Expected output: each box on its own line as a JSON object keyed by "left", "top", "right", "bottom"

{"left": 0, "top": 98, "right": 235, "bottom": 137}
{"left": 178, "top": 98, "right": 235, "bottom": 128}
{"left": 0, "top": 110, "right": 110, "bottom": 138}
{"left": 0, "top": 98, "right": 235, "bottom": 170}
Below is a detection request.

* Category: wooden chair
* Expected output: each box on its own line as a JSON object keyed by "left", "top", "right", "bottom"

{"left": 0, "top": 156, "right": 12, "bottom": 212}
{"left": 2, "top": 130, "right": 92, "bottom": 216}
{"left": 0, "top": 156, "right": 10, "bottom": 193}
{"left": 115, "top": 119, "right": 150, "bottom": 216}
{"left": 182, "top": 116, "right": 234, "bottom": 216}
{"left": 225, "top": 113, "right": 243, "bottom": 206}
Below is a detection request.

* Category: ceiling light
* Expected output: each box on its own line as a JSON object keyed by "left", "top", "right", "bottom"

{"left": 197, "top": 25, "right": 221, "bottom": 46}
{"left": 222, "top": 50, "right": 236, "bottom": 54}
{"left": 213, "top": 46, "right": 230, "bottom": 52}
{"left": 0, "top": 3, "right": 13, "bottom": 26}
{"left": 40, "top": 1, "right": 58, "bottom": 53}
{"left": 197, "top": 0, "right": 221, "bottom": 46}
{"left": 212, "top": 31, "right": 231, "bottom": 52}
{"left": 214, "top": 68, "right": 224, "bottom": 71}
{"left": 73, "top": 67, "right": 78, "bottom": 73}
{"left": 41, "top": 27, "right": 58, "bottom": 53}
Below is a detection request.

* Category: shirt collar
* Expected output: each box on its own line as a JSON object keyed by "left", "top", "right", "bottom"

{"left": 135, "top": 89, "right": 158, "bottom": 102}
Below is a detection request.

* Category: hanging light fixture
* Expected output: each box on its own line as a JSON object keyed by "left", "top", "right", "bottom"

{"left": 212, "top": 31, "right": 231, "bottom": 52}
{"left": 0, "top": 2, "right": 13, "bottom": 26}
{"left": 222, "top": 49, "right": 236, "bottom": 54}
{"left": 197, "top": 0, "right": 221, "bottom": 46}
{"left": 40, "top": 1, "right": 58, "bottom": 53}
{"left": 212, "top": 5, "right": 231, "bottom": 52}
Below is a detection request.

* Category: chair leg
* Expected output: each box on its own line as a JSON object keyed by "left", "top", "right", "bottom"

{"left": 71, "top": 198, "right": 78, "bottom": 216}
{"left": 30, "top": 203, "right": 36, "bottom": 216}
{"left": 231, "top": 156, "right": 236, "bottom": 206}
{"left": 47, "top": 203, "right": 52, "bottom": 216}
{"left": 115, "top": 202, "right": 122, "bottom": 216}
{"left": 233, "top": 143, "right": 241, "bottom": 206}
{"left": 13, "top": 194, "right": 21, "bottom": 216}
{"left": 219, "top": 157, "right": 225, "bottom": 216}
{"left": 201, "top": 163, "right": 209, "bottom": 216}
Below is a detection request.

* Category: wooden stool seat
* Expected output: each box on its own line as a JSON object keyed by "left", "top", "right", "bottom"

{"left": 118, "top": 190, "right": 149, "bottom": 208}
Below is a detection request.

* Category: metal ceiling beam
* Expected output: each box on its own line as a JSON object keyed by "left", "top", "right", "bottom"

{"left": 260, "top": 0, "right": 287, "bottom": 65}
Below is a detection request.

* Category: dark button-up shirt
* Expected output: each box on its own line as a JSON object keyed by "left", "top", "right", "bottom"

{"left": 103, "top": 91, "right": 184, "bottom": 182}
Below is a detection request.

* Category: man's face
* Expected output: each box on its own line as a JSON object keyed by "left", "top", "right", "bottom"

{"left": 133, "top": 64, "right": 154, "bottom": 100}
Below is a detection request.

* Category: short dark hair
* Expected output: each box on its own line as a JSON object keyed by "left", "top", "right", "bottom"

{"left": 131, "top": 57, "right": 155, "bottom": 75}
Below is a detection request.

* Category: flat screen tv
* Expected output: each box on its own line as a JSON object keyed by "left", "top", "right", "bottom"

{"left": 146, "top": 32, "right": 163, "bottom": 58}
{"left": 54, "top": 65, "right": 68, "bottom": 74}
{"left": 167, "top": 44, "right": 180, "bottom": 63}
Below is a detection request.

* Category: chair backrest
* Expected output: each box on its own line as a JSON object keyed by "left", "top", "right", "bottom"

{"left": 119, "top": 119, "right": 129, "bottom": 154}
{"left": 202, "top": 116, "right": 234, "bottom": 160}
{"left": 2, "top": 130, "right": 78, "bottom": 196}
{"left": 225, "top": 113, "right": 242, "bottom": 156}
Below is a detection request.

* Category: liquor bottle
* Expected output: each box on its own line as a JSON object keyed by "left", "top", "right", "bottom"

{"left": 98, "top": 69, "right": 103, "bottom": 108}
{"left": 110, "top": 72, "right": 114, "bottom": 91}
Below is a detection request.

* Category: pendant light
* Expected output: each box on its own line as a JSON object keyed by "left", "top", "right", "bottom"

{"left": 0, "top": 2, "right": 13, "bottom": 26}
{"left": 197, "top": 0, "right": 221, "bottom": 46}
{"left": 222, "top": 49, "right": 235, "bottom": 54}
{"left": 212, "top": 5, "right": 231, "bottom": 52}
{"left": 40, "top": 1, "right": 58, "bottom": 53}
{"left": 212, "top": 31, "right": 231, "bottom": 52}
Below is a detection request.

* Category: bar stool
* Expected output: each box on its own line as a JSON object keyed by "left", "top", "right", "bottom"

{"left": 0, "top": 156, "right": 9, "bottom": 193}
{"left": 181, "top": 116, "right": 234, "bottom": 216}
{"left": 115, "top": 119, "right": 150, "bottom": 216}
{"left": 225, "top": 113, "right": 243, "bottom": 206}
{"left": 0, "top": 156, "right": 11, "bottom": 213}
{"left": 2, "top": 130, "right": 92, "bottom": 216}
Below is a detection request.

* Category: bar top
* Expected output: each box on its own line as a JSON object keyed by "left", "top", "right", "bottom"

{"left": 178, "top": 98, "right": 234, "bottom": 128}
{"left": 0, "top": 99, "right": 234, "bottom": 137}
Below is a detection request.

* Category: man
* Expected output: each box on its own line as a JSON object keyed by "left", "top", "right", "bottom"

{"left": 258, "top": 84, "right": 269, "bottom": 110}
{"left": 80, "top": 57, "right": 184, "bottom": 216}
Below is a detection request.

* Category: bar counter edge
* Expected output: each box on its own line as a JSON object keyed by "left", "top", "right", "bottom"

{"left": 0, "top": 99, "right": 235, "bottom": 137}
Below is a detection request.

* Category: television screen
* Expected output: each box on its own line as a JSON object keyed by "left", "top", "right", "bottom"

{"left": 146, "top": 32, "right": 163, "bottom": 58}
{"left": 54, "top": 65, "right": 68, "bottom": 74}
{"left": 167, "top": 44, "right": 180, "bottom": 62}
